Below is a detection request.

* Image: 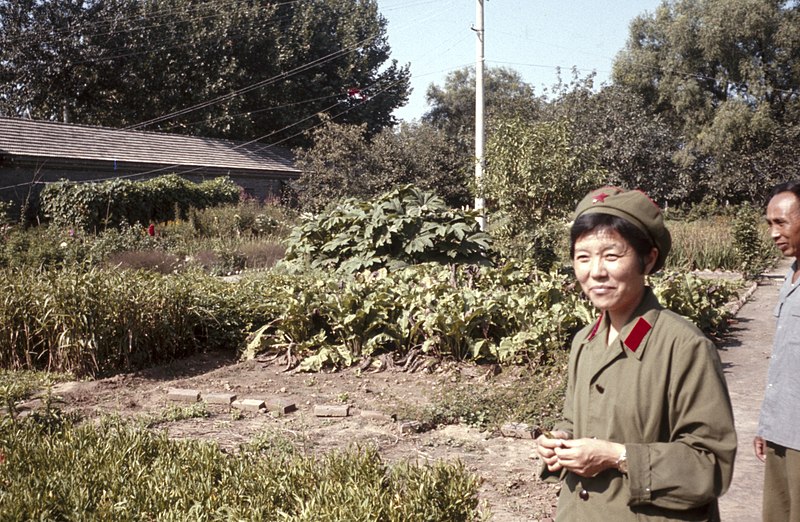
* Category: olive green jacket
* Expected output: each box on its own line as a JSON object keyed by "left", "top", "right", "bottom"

{"left": 541, "top": 288, "right": 737, "bottom": 521}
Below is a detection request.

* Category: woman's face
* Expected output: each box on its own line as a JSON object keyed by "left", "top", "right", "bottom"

{"left": 573, "top": 227, "right": 657, "bottom": 321}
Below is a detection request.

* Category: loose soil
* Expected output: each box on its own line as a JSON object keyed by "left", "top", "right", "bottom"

{"left": 43, "top": 260, "right": 789, "bottom": 522}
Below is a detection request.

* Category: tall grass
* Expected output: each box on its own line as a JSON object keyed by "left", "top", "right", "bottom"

{"left": 667, "top": 217, "right": 738, "bottom": 270}
{"left": 0, "top": 266, "right": 275, "bottom": 377}
{"left": 665, "top": 216, "right": 773, "bottom": 272}
{"left": 0, "top": 415, "right": 483, "bottom": 521}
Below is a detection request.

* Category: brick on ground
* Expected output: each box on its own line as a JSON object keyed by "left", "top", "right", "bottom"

{"left": 500, "top": 422, "right": 536, "bottom": 439}
{"left": 314, "top": 404, "right": 350, "bottom": 417}
{"left": 400, "top": 421, "right": 422, "bottom": 434}
{"left": 168, "top": 388, "right": 200, "bottom": 403}
{"left": 205, "top": 393, "right": 237, "bottom": 405}
{"left": 232, "top": 399, "right": 266, "bottom": 412}
{"left": 266, "top": 398, "right": 297, "bottom": 414}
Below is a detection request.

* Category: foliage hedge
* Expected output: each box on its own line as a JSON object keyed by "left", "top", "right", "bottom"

{"left": 0, "top": 258, "right": 740, "bottom": 377}
{"left": 1, "top": 200, "right": 293, "bottom": 275}
{"left": 40, "top": 174, "right": 240, "bottom": 231}
{"left": 282, "top": 185, "right": 492, "bottom": 274}
{"left": 0, "top": 415, "right": 482, "bottom": 521}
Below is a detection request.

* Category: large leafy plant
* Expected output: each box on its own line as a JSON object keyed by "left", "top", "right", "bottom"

{"left": 282, "top": 185, "right": 493, "bottom": 273}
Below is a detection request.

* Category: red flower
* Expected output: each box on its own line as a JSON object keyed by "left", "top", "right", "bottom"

{"left": 147, "top": 224, "right": 155, "bottom": 236}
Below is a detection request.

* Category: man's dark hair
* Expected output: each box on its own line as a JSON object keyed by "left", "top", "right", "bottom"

{"left": 769, "top": 180, "right": 800, "bottom": 202}
{"left": 570, "top": 213, "right": 656, "bottom": 274}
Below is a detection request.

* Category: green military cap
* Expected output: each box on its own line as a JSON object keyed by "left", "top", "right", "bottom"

{"left": 573, "top": 186, "right": 672, "bottom": 273}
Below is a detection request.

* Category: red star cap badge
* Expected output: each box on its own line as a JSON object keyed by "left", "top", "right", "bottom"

{"left": 592, "top": 192, "right": 610, "bottom": 204}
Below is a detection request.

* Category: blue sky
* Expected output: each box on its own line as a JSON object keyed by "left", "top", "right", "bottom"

{"left": 376, "top": 0, "right": 664, "bottom": 122}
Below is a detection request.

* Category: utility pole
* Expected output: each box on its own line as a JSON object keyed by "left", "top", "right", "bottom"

{"left": 474, "top": 0, "right": 486, "bottom": 230}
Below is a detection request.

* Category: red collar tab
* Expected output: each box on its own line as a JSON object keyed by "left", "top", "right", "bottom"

{"left": 587, "top": 313, "right": 604, "bottom": 341}
{"left": 624, "top": 317, "right": 652, "bottom": 352}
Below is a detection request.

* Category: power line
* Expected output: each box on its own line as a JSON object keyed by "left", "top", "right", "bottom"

{"left": 0, "top": 74, "right": 407, "bottom": 191}
{"left": 125, "top": 31, "right": 385, "bottom": 131}
{"left": 0, "top": 0, "right": 404, "bottom": 133}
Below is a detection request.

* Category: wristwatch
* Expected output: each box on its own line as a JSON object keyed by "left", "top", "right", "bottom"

{"left": 616, "top": 448, "right": 628, "bottom": 474}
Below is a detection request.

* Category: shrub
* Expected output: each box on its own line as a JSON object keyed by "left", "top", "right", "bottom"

{"left": 0, "top": 200, "right": 13, "bottom": 226}
{"left": 238, "top": 240, "right": 286, "bottom": 270}
{"left": 733, "top": 204, "right": 773, "bottom": 279}
{"left": 0, "top": 370, "right": 69, "bottom": 413}
{"left": 40, "top": 174, "right": 240, "bottom": 231}
{"left": 0, "top": 226, "right": 74, "bottom": 269}
{"left": 651, "top": 272, "right": 740, "bottom": 337}
{"left": 282, "top": 185, "right": 493, "bottom": 274}
{"left": 0, "top": 260, "right": 743, "bottom": 377}
{"left": 0, "top": 416, "right": 483, "bottom": 521}
{"left": 105, "top": 250, "right": 182, "bottom": 274}
{"left": 654, "top": 214, "right": 773, "bottom": 273}
{"left": 170, "top": 199, "right": 296, "bottom": 241}
{"left": 666, "top": 217, "right": 738, "bottom": 270}
{"left": 483, "top": 118, "right": 603, "bottom": 241}
{"left": 247, "top": 261, "right": 732, "bottom": 372}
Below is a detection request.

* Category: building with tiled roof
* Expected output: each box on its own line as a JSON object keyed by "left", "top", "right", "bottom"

{"left": 0, "top": 117, "right": 301, "bottom": 205}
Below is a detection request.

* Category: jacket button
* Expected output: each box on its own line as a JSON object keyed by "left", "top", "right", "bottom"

{"left": 579, "top": 489, "right": 589, "bottom": 501}
{"left": 595, "top": 384, "right": 605, "bottom": 393}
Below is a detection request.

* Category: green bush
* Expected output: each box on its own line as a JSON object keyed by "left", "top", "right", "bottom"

{"left": 0, "top": 200, "right": 13, "bottom": 226}
{"left": 651, "top": 272, "right": 740, "bottom": 336}
{"left": 245, "top": 262, "right": 592, "bottom": 371}
{"left": 182, "top": 198, "right": 294, "bottom": 240}
{"left": 733, "top": 204, "right": 773, "bottom": 279}
{"left": 0, "top": 200, "right": 293, "bottom": 274}
{"left": 282, "top": 185, "right": 493, "bottom": 274}
{"left": 40, "top": 174, "right": 240, "bottom": 231}
{"left": 654, "top": 214, "right": 773, "bottom": 273}
{"left": 666, "top": 217, "right": 739, "bottom": 270}
{"left": 246, "top": 261, "right": 733, "bottom": 372}
{"left": 0, "top": 416, "right": 483, "bottom": 521}
{"left": 0, "top": 370, "right": 69, "bottom": 414}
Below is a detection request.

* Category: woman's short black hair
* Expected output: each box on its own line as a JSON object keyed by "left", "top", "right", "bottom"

{"left": 570, "top": 213, "right": 656, "bottom": 274}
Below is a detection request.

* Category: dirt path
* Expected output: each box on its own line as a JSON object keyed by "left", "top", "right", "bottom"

{"left": 717, "top": 257, "right": 791, "bottom": 521}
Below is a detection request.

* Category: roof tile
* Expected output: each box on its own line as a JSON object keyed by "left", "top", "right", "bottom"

{"left": 0, "top": 117, "right": 300, "bottom": 174}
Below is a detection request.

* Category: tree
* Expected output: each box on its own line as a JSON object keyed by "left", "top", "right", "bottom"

{"left": 386, "top": 122, "right": 472, "bottom": 208}
{"left": 291, "top": 118, "right": 470, "bottom": 212}
{"left": 612, "top": 0, "right": 800, "bottom": 201}
{"left": 0, "top": 0, "right": 106, "bottom": 122}
{"left": 483, "top": 117, "right": 604, "bottom": 264}
{"left": 423, "top": 66, "right": 542, "bottom": 151}
{"left": 0, "top": 0, "right": 410, "bottom": 146}
{"left": 547, "top": 79, "right": 687, "bottom": 205}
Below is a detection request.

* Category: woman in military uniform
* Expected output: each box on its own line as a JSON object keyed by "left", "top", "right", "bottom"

{"left": 537, "top": 187, "right": 737, "bottom": 521}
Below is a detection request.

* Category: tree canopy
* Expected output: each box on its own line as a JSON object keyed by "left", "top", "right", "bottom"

{"left": 423, "top": 66, "right": 542, "bottom": 148}
{"left": 292, "top": 118, "right": 470, "bottom": 212}
{"left": 543, "top": 78, "right": 686, "bottom": 205}
{"left": 613, "top": 0, "right": 800, "bottom": 200}
{"left": 0, "top": 0, "right": 410, "bottom": 146}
